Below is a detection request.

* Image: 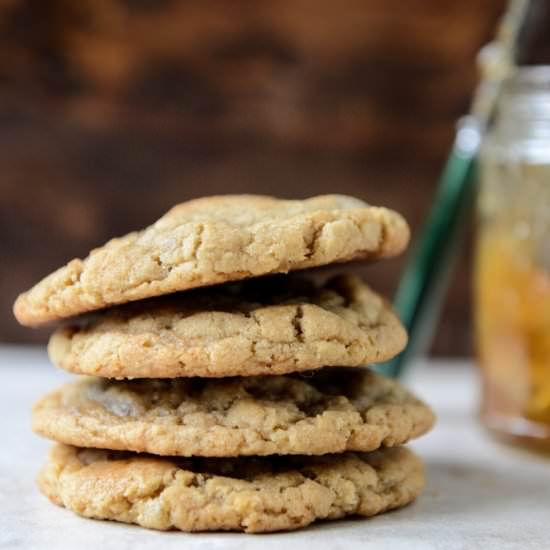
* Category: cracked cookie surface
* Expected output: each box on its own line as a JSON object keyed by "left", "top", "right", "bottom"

{"left": 38, "top": 444, "right": 424, "bottom": 533}
{"left": 48, "top": 274, "right": 407, "bottom": 378}
{"left": 33, "top": 368, "right": 435, "bottom": 456}
{"left": 14, "top": 194, "right": 409, "bottom": 326}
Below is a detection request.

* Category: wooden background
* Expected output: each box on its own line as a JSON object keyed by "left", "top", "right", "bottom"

{"left": 2, "top": 0, "right": 546, "bottom": 354}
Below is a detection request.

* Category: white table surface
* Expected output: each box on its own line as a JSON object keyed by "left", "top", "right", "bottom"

{"left": 1, "top": 345, "right": 550, "bottom": 550}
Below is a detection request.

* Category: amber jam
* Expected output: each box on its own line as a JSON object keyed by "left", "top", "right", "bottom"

{"left": 476, "top": 67, "right": 550, "bottom": 448}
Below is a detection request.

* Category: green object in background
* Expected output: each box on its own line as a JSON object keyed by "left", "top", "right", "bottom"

{"left": 376, "top": 0, "right": 538, "bottom": 379}
{"left": 376, "top": 117, "right": 479, "bottom": 379}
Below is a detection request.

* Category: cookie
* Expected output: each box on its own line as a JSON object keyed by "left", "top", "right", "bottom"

{"left": 33, "top": 368, "right": 435, "bottom": 457}
{"left": 14, "top": 194, "right": 409, "bottom": 326}
{"left": 38, "top": 444, "right": 424, "bottom": 533}
{"left": 48, "top": 274, "right": 407, "bottom": 378}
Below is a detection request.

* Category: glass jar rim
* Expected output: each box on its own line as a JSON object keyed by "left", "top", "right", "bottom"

{"left": 487, "top": 66, "right": 550, "bottom": 162}
{"left": 504, "top": 66, "right": 550, "bottom": 95}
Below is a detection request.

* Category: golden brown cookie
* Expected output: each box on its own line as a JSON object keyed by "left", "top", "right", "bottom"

{"left": 48, "top": 275, "right": 407, "bottom": 378}
{"left": 14, "top": 194, "right": 409, "bottom": 326}
{"left": 38, "top": 444, "right": 424, "bottom": 533}
{"left": 33, "top": 368, "right": 435, "bottom": 457}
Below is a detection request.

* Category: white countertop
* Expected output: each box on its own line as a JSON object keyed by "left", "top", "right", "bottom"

{"left": 1, "top": 346, "right": 549, "bottom": 550}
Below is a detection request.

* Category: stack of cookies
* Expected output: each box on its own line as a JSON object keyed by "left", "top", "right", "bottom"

{"left": 14, "top": 195, "right": 435, "bottom": 534}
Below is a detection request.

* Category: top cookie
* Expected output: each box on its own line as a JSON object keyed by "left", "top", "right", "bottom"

{"left": 13, "top": 194, "right": 409, "bottom": 326}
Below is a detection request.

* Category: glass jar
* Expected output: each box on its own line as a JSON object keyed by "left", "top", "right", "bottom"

{"left": 476, "top": 67, "right": 550, "bottom": 448}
